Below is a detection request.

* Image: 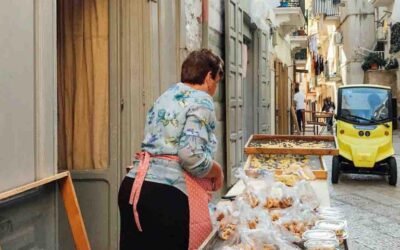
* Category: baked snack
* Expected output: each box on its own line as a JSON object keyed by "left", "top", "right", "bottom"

{"left": 218, "top": 223, "right": 237, "bottom": 240}
{"left": 270, "top": 211, "right": 281, "bottom": 222}
{"left": 282, "top": 221, "right": 307, "bottom": 239}
{"left": 248, "top": 219, "right": 258, "bottom": 229}
{"left": 275, "top": 174, "right": 299, "bottom": 186}
{"left": 263, "top": 197, "right": 293, "bottom": 209}
{"left": 279, "top": 197, "right": 294, "bottom": 208}
{"left": 245, "top": 192, "right": 260, "bottom": 208}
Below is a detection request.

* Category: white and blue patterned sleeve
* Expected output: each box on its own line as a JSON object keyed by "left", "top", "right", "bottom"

{"left": 178, "top": 101, "right": 216, "bottom": 177}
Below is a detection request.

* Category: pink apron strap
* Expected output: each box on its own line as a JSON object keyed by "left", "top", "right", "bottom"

{"left": 128, "top": 152, "right": 151, "bottom": 232}
{"left": 128, "top": 153, "right": 180, "bottom": 232}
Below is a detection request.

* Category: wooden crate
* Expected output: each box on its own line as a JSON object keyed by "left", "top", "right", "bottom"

{"left": 244, "top": 134, "right": 339, "bottom": 155}
{"left": 243, "top": 154, "right": 328, "bottom": 180}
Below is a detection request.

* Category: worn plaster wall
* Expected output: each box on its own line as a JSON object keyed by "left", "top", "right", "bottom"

{"left": 273, "top": 34, "right": 293, "bottom": 67}
{"left": 339, "top": 0, "right": 375, "bottom": 85}
{"left": 184, "top": 0, "right": 202, "bottom": 51}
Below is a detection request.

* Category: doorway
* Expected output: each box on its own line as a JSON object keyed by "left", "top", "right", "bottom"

{"left": 243, "top": 33, "right": 256, "bottom": 148}
{"left": 57, "top": 0, "right": 120, "bottom": 249}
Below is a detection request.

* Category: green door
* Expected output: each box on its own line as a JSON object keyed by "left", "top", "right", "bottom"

{"left": 225, "top": 0, "right": 244, "bottom": 187}
{"left": 257, "top": 30, "right": 272, "bottom": 134}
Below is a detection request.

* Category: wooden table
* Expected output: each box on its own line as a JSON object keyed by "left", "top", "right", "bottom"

{"left": 314, "top": 112, "right": 334, "bottom": 135}
{"left": 199, "top": 179, "right": 346, "bottom": 250}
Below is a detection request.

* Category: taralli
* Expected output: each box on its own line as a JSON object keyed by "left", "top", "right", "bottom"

{"left": 245, "top": 192, "right": 260, "bottom": 208}
{"left": 248, "top": 219, "right": 258, "bottom": 229}
{"left": 282, "top": 221, "right": 308, "bottom": 239}
{"left": 279, "top": 197, "right": 294, "bottom": 208}
{"left": 263, "top": 197, "right": 293, "bottom": 209}
{"left": 270, "top": 211, "right": 281, "bottom": 222}
{"left": 218, "top": 223, "right": 237, "bottom": 240}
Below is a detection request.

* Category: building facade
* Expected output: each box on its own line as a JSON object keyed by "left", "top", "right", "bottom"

{"left": 0, "top": 0, "right": 295, "bottom": 249}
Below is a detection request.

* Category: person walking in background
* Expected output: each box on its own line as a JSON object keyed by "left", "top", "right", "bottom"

{"left": 118, "top": 49, "right": 224, "bottom": 250}
{"left": 322, "top": 97, "right": 335, "bottom": 130}
{"left": 293, "top": 87, "right": 306, "bottom": 133}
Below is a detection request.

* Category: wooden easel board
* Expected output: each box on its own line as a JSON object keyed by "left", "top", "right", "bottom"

{"left": 0, "top": 171, "right": 91, "bottom": 250}
{"left": 291, "top": 106, "right": 301, "bottom": 135}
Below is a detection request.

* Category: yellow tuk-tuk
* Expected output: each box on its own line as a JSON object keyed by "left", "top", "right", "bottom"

{"left": 333, "top": 85, "right": 397, "bottom": 185}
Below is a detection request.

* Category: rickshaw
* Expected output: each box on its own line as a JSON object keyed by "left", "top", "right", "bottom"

{"left": 332, "top": 85, "right": 397, "bottom": 185}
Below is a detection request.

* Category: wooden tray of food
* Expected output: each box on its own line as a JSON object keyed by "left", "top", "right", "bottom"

{"left": 243, "top": 154, "right": 328, "bottom": 180}
{"left": 244, "top": 134, "right": 338, "bottom": 155}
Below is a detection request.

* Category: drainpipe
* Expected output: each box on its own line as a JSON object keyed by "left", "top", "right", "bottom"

{"left": 201, "top": 0, "right": 209, "bottom": 48}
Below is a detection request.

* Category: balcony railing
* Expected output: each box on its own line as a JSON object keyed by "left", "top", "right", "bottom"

{"left": 278, "top": 0, "right": 306, "bottom": 19}
{"left": 279, "top": 0, "right": 300, "bottom": 7}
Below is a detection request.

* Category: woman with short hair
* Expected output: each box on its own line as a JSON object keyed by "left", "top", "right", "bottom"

{"left": 118, "top": 49, "right": 225, "bottom": 250}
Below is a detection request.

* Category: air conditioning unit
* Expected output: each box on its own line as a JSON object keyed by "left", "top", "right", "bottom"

{"left": 334, "top": 32, "right": 343, "bottom": 45}
{"left": 376, "top": 26, "right": 387, "bottom": 41}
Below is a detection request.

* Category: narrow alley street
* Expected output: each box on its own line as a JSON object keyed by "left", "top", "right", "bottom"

{"left": 2, "top": 0, "right": 400, "bottom": 249}
{"left": 326, "top": 131, "right": 400, "bottom": 249}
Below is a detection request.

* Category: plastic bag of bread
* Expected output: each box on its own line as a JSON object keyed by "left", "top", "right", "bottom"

{"left": 275, "top": 205, "right": 315, "bottom": 242}
{"left": 217, "top": 209, "right": 240, "bottom": 241}
{"left": 274, "top": 174, "right": 299, "bottom": 187}
{"left": 261, "top": 182, "right": 298, "bottom": 210}
{"left": 294, "top": 180, "right": 320, "bottom": 210}
{"left": 213, "top": 201, "right": 235, "bottom": 225}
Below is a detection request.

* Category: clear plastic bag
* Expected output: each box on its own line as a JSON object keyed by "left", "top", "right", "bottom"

{"left": 275, "top": 203, "right": 315, "bottom": 242}
{"left": 261, "top": 182, "right": 298, "bottom": 210}
{"left": 295, "top": 180, "right": 320, "bottom": 210}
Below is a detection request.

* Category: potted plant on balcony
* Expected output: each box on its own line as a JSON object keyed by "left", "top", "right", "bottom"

{"left": 298, "top": 27, "right": 306, "bottom": 36}
{"left": 361, "top": 52, "right": 385, "bottom": 71}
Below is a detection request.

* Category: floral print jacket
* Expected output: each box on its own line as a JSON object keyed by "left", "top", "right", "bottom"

{"left": 127, "top": 82, "right": 217, "bottom": 195}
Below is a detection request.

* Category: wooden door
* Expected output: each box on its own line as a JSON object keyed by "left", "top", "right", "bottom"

{"left": 275, "top": 61, "right": 289, "bottom": 134}
{"left": 225, "top": 0, "right": 244, "bottom": 187}
{"left": 257, "top": 30, "right": 271, "bottom": 134}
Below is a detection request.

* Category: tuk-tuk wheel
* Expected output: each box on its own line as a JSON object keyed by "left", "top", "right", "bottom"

{"left": 332, "top": 156, "right": 340, "bottom": 184}
{"left": 388, "top": 157, "right": 397, "bottom": 186}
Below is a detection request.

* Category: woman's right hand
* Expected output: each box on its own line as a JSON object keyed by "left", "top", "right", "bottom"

{"left": 205, "top": 161, "right": 224, "bottom": 191}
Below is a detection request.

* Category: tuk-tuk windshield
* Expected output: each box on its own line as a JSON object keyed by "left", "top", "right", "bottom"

{"left": 339, "top": 87, "right": 391, "bottom": 125}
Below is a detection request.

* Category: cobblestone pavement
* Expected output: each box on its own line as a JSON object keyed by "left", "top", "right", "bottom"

{"left": 323, "top": 130, "right": 400, "bottom": 250}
